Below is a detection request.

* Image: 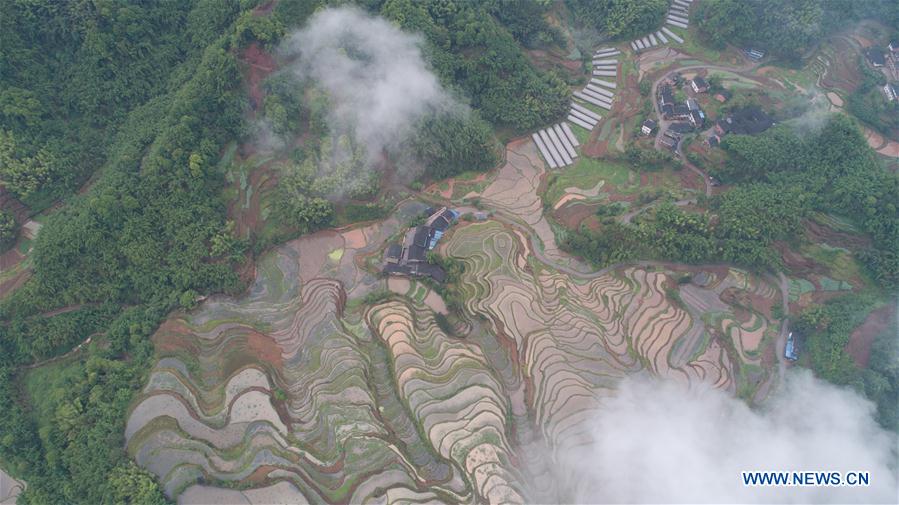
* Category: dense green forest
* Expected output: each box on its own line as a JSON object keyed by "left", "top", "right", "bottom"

{"left": 694, "top": 0, "right": 899, "bottom": 61}
{"left": 794, "top": 295, "right": 898, "bottom": 432}
{"left": 0, "top": 0, "right": 573, "bottom": 502}
{"left": 564, "top": 115, "right": 898, "bottom": 288}
{"left": 567, "top": 0, "right": 668, "bottom": 39}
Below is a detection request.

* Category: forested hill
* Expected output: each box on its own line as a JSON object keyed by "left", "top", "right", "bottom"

{"left": 0, "top": 1, "right": 575, "bottom": 503}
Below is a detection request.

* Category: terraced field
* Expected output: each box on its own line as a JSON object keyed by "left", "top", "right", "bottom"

{"left": 127, "top": 204, "right": 779, "bottom": 503}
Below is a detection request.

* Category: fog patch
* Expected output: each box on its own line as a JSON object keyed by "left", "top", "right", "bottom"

{"left": 272, "top": 6, "right": 459, "bottom": 196}
{"left": 555, "top": 370, "right": 897, "bottom": 503}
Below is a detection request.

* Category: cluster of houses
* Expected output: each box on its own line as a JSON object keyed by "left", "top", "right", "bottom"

{"left": 657, "top": 75, "right": 707, "bottom": 129}
{"left": 866, "top": 40, "right": 899, "bottom": 102}
{"left": 630, "top": 0, "right": 689, "bottom": 52}
{"left": 383, "top": 207, "right": 458, "bottom": 283}
{"left": 532, "top": 123, "right": 580, "bottom": 168}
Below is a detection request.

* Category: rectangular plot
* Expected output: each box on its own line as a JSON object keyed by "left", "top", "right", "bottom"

{"left": 569, "top": 108, "right": 597, "bottom": 126}
{"left": 590, "top": 78, "right": 617, "bottom": 89}
{"left": 532, "top": 133, "right": 558, "bottom": 169}
{"left": 548, "top": 126, "right": 575, "bottom": 162}
{"left": 649, "top": 33, "right": 658, "bottom": 46}
{"left": 560, "top": 123, "right": 580, "bottom": 147}
{"left": 593, "top": 69, "right": 617, "bottom": 77}
{"left": 539, "top": 129, "right": 566, "bottom": 167}
{"left": 567, "top": 115, "right": 594, "bottom": 131}
{"left": 594, "top": 48, "right": 620, "bottom": 57}
{"left": 635, "top": 39, "right": 645, "bottom": 50}
{"left": 581, "top": 88, "right": 613, "bottom": 105}
{"left": 585, "top": 84, "right": 614, "bottom": 98}
{"left": 662, "top": 27, "right": 684, "bottom": 43}
{"left": 668, "top": 13, "right": 689, "bottom": 24}
{"left": 570, "top": 102, "right": 601, "bottom": 121}
{"left": 642, "top": 36, "right": 652, "bottom": 47}
{"left": 631, "top": 41, "right": 639, "bottom": 51}
{"left": 656, "top": 30, "right": 669, "bottom": 44}
{"left": 667, "top": 18, "right": 689, "bottom": 29}
{"left": 574, "top": 91, "right": 612, "bottom": 109}
{"left": 592, "top": 58, "right": 618, "bottom": 66}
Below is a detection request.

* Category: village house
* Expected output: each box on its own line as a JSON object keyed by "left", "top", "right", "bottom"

{"left": 641, "top": 119, "right": 657, "bottom": 135}
{"left": 715, "top": 106, "right": 773, "bottom": 136}
{"left": 889, "top": 40, "right": 899, "bottom": 53}
{"left": 866, "top": 47, "right": 886, "bottom": 67}
{"left": 690, "top": 76, "right": 709, "bottom": 93}
{"left": 383, "top": 207, "right": 459, "bottom": 283}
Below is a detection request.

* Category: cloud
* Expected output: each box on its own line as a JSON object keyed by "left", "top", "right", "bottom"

{"left": 554, "top": 370, "right": 898, "bottom": 503}
{"left": 274, "top": 6, "right": 457, "bottom": 188}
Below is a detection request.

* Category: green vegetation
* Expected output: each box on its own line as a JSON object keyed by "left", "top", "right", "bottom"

{"left": 847, "top": 55, "right": 899, "bottom": 135}
{"left": 563, "top": 184, "right": 803, "bottom": 270}
{"left": 567, "top": 0, "right": 668, "bottom": 39}
{"left": 694, "top": 0, "right": 899, "bottom": 62}
{"left": 795, "top": 296, "right": 898, "bottom": 431}
{"left": 381, "top": 0, "right": 570, "bottom": 130}
{"left": 718, "top": 115, "right": 899, "bottom": 288}
{"left": 0, "top": 209, "right": 16, "bottom": 252}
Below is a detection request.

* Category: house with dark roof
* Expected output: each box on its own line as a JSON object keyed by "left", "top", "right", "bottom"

{"left": 641, "top": 119, "right": 657, "bottom": 135}
{"left": 384, "top": 207, "right": 458, "bottom": 282}
{"left": 385, "top": 244, "right": 402, "bottom": 264}
{"left": 686, "top": 98, "right": 700, "bottom": 111}
{"left": 659, "top": 84, "right": 675, "bottom": 107}
{"left": 866, "top": 47, "right": 886, "bottom": 67}
{"left": 668, "top": 122, "right": 694, "bottom": 134}
{"left": 708, "top": 135, "right": 720, "bottom": 147}
{"left": 690, "top": 76, "right": 709, "bottom": 93}
{"left": 890, "top": 40, "right": 899, "bottom": 53}
{"left": 715, "top": 106, "right": 773, "bottom": 135}
{"left": 665, "top": 103, "right": 690, "bottom": 120}
{"left": 688, "top": 109, "right": 704, "bottom": 128}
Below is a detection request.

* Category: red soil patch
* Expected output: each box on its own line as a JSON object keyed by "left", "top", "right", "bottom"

{"left": 846, "top": 304, "right": 895, "bottom": 368}
{"left": 152, "top": 320, "right": 201, "bottom": 354}
{"left": 252, "top": 1, "right": 276, "bottom": 16}
{"left": 821, "top": 39, "right": 861, "bottom": 94}
{"left": 240, "top": 43, "right": 277, "bottom": 114}
{"left": 803, "top": 219, "right": 870, "bottom": 250}
{"left": 553, "top": 201, "right": 599, "bottom": 229}
{"left": 246, "top": 329, "right": 284, "bottom": 369}
{"left": 0, "top": 247, "right": 29, "bottom": 298}
{"left": 582, "top": 140, "right": 609, "bottom": 158}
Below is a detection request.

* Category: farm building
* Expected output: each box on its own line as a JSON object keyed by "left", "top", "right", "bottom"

{"left": 665, "top": 103, "right": 690, "bottom": 120}
{"left": 690, "top": 76, "right": 709, "bottom": 93}
{"left": 715, "top": 106, "right": 773, "bottom": 135}
{"left": 668, "top": 122, "right": 694, "bottom": 134}
{"left": 384, "top": 244, "right": 402, "bottom": 264}
{"left": 659, "top": 84, "right": 675, "bottom": 107}
{"left": 383, "top": 207, "right": 459, "bottom": 282}
{"left": 745, "top": 48, "right": 765, "bottom": 60}
{"left": 866, "top": 48, "right": 886, "bottom": 67}
{"left": 688, "top": 109, "right": 704, "bottom": 128}
{"left": 883, "top": 83, "right": 897, "bottom": 102}
{"left": 641, "top": 119, "right": 657, "bottom": 135}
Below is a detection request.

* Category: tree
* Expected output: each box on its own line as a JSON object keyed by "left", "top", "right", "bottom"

{"left": 0, "top": 210, "right": 16, "bottom": 252}
{"left": 107, "top": 462, "right": 168, "bottom": 505}
{"left": 0, "top": 130, "right": 54, "bottom": 198}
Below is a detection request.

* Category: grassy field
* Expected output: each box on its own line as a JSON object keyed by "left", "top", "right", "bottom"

{"left": 544, "top": 157, "right": 632, "bottom": 204}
